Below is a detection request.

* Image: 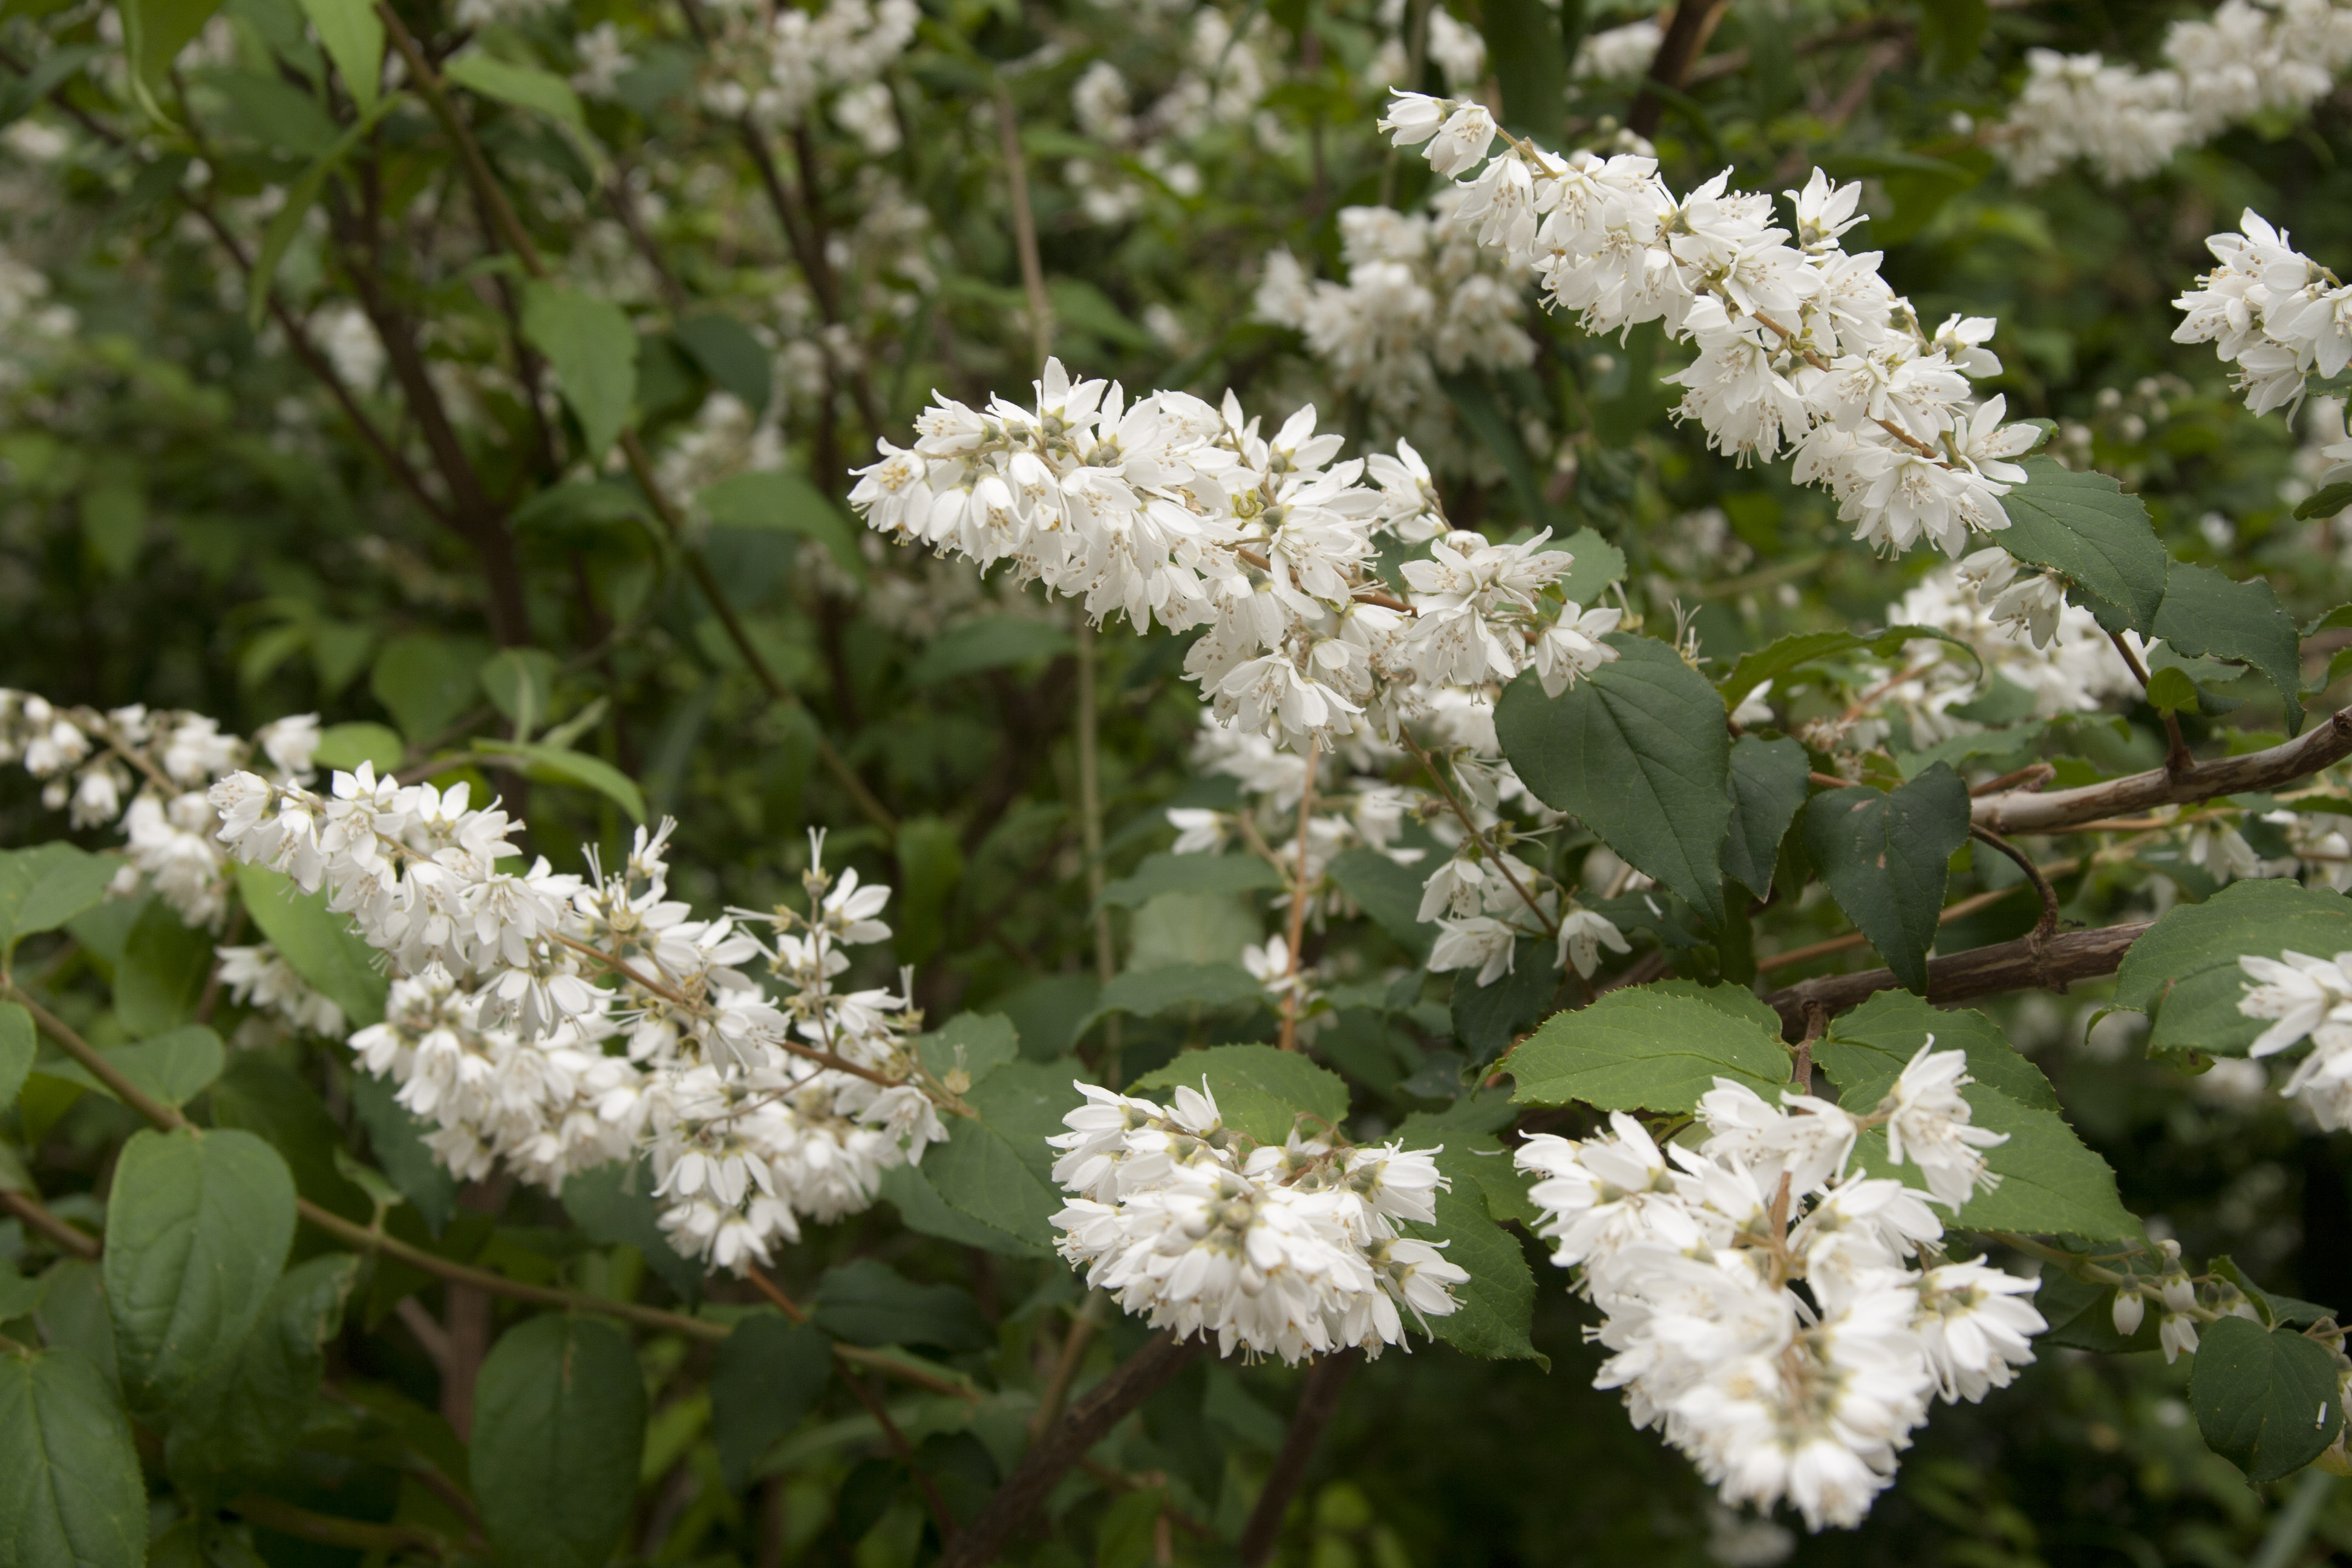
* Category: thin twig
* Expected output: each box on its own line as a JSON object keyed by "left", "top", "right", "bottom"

{"left": 1240, "top": 1348, "right": 1363, "bottom": 1566}
{"left": 0, "top": 1189, "right": 100, "bottom": 1259}
{"left": 1030, "top": 1293, "right": 1102, "bottom": 1436}
{"left": 994, "top": 82, "right": 1053, "bottom": 367}
{"left": 1397, "top": 731, "right": 1560, "bottom": 938}
{"left": 1969, "top": 823, "right": 2060, "bottom": 941}
{"left": 841, "top": 1368, "right": 958, "bottom": 1543}
{"left": 1277, "top": 740, "right": 1321, "bottom": 1053}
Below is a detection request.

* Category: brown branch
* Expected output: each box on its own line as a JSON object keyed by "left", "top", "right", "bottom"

{"left": 941, "top": 1332, "right": 1206, "bottom": 1568}
{"left": 1240, "top": 1347, "right": 1362, "bottom": 1567}
{"left": 1627, "top": 0, "right": 1734, "bottom": 137}
{"left": 0, "top": 1189, "right": 100, "bottom": 1259}
{"left": 841, "top": 1368, "right": 958, "bottom": 1543}
{"left": 1973, "top": 704, "right": 2352, "bottom": 835}
{"left": 1030, "top": 1295, "right": 1101, "bottom": 1437}
{"left": 1970, "top": 823, "right": 2059, "bottom": 940}
{"left": 1397, "top": 731, "right": 1560, "bottom": 938}
{"left": 995, "top": 82, "right": 1053, "bottom": 367}
{"left": 228, "top": 1493, "right": 451, "bottom": 1557}
{"left": 1762, "top": 921, "right": 2149, "bottom": 1034}
{"left": 1276, "top": 739, "right": 1321, "bottom": 1053}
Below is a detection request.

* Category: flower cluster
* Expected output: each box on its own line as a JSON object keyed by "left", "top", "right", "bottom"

{"left": 846, "top": 359, "right": 1621, "bottom": 755}
{"left": 1048, "top": 1080, "right": 1467, "bottom": 1362}
{"left": 1995, "top": 1, "right": 2352, "bottom": 187}
{"left": 1517, "top": 1045, "right": 2039, "bottom": 1530}
{"left": 2175, "top": 211, "right": 2352, "bottom": 426}
{"left": 696, "top": 0, "right": 918, "bottom": 140}
{"left": 0, "top": 689, "right": 319, "bottom": 927}
{"left": 1255, "top": 195, "right": 1537, "bottom": 434}
{"left": 1378, "top": 95, "right": 2043, "bottom": 559}
{"left": 1062, "top": 10, "right": 1281, "bottom": 226}
{"left": 203, "top": 752, "right": 947, "bottom": 1271}
{"left": 2235, "top": 950, "right": 2352, "bottom": 1129}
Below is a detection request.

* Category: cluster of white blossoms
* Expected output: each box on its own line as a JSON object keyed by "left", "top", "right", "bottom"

{"left": 696, "top": 0, "right": 918, "bottom": 137}
{"left": 1256, "top": 195, "right": 1538, "bottom": 431}
{"left": 1518, "top": 1046, "right": 2041, "bottom": 1530}
{"left": 846, "top": 359, "right": 1624, "bottom": 754}
{"left": 0, "top": 689, "right": 319, "bottom": 927}
{"left": 216, "top": 943, "right": 348, "bottom": 1039}
{"left": 201, "top": 750, "right": 949, "bottom": 1271}
{"left": 2235, "top": 950, "right": 2352, "bottom": 1130}
{"left": 1048, "top": 1079, "right": 1466, "bottom": 1362}
{"left": 1379, "top": 94, "right": 2043, "bottom": 560}
{"left": 2175, "top": 211, "right": 2352, "bottom": 427}
{"left": 1994, "top": 0, "right": 2352, "bottom": 187}
{"left": 1063, "top": 10, "right": 1282, "bottom": 226}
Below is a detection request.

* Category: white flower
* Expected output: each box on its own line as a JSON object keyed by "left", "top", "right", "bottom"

{"left": 1555, "top": 906, "right": 1629, "bottom": 978}
{"left": 1878, "top": 1043, "right": 2008, "bottom": 1209}
{"left": 1428, "top": 915, "right": 1518, "bottom": 987}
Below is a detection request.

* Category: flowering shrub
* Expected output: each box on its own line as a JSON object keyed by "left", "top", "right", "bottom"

{"left": 10, "top": 1, "right": 2352, "bottom": 1564}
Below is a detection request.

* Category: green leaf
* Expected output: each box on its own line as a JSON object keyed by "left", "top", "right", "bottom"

{"left": 121, "top": 0, "right": 227, "bottom": 118}
{"left": 698, "top": 469, "right": 861, "bottom": 575}
{"left": 1132, "top": 1043, "right": 1350, "bottom": 1144}
{"left": 1093, "top": 961, "right": 1264, "bottom": 1023}
{"left": 311, "top": 721, "right": 403, "bottom": 775}
{"left": 471, "top": 1315, "right": 648, "bottom": 1568}
{"left": 348, "top": 1073, "right": 457, "bottom": 1237}
{"left": 472, "top": 738, "right": 645, "bottom": 822}
{"left": 294, "top": 0, "right": 381, "bottom": 111}
{"left": 1722, "top": 734, "right": 1808, "bottom": 901}
{"left": 892, "top": 814, "right": 964, "bottom": 966}
{"left": 1997, "top": 456, "right": 2169, "bottom": 635}
{"left": 2189, "top": 1316, "right": 2345, "bottom": 1483}
{"left": 7, "top": 845, "right": 119, "bottom": 952}
{"left": 163, "top": 1253, "right": 358, "bottom": 1491}
{"left": 917, "top": 1060, "right": 1077, "bottom": 1250}
{"left": 1096, "top": 852, "right": 1282, "bottom": 913}
{"left": 232, "top": 863, "right": 387, "bottom": 1030}
{"left": 371, "top": 632, "right": 489, "bottom": 745}
{"left": 77, "top": 477, "right": 142, "bottom": 579}
{"left": 1504, "top": 984, "right": 1788, "bottom": 1112}
{"left": 442, "top": 50, "right": 586, "bottom": 132}
{"left": 207, "top": 1056, "right": 371, "bottom": 1220}
{"left": 811, "top": 1259, "right": 991, "bottom": 1351}
{"left": 1496, "top": 636, "right": 1732, "bottom": 925}
{"left": 0, "top": 1004, "right": 30, "bottom": 1107}
{"left": 31, "top": 1023, "right": 224, "bottom": 1110}
{"left": 674, "top": 312, "right": 772, "bottom": 415}
{"left": 0, "top": 1349, "right": 147, "bottom": 1568}
{"left": 2153, "top": 562, "right": 2305, "bottom": 734}
{"left": 2112, "top": 880, "right": 2352, "bottom": 1057}
{"left": 561, "top": 1161, "right": 702, "bottom": 1304}
{"left": 1719, "top": 626, "right": 1982, "bottom": 711}
{"left": 245, "top": 90, "right": 399, "bottom": 328}
{"left": 1327, "top": 848, "right": 1434, "bottom": 962}
{"left": 1814, "top": 991, "right": 2061, "bottom": 1112}
{"left": 1646, "top": 978, "right": 1790, "bottom": 1037}
{"left": 711, "top": 1313, "right": 831, "bottom": 1491}
{"left": 906, "top": 617, "right": 1077, "bottom": 686}
{"left": 103, "top": 1127, "right": 296, "bottom": 1411}
{"left": 2145, "top": 664, "right": 2200, "bottom": 715}
{"left": 1481, "top": 0, "right": 1565, "bottom": 141}
{"left": 1555, "top": 526, "right": 1627, "bottom": 609}
{"left": 1450, "top": 939, "right": 1558, "bottom": 1061}
{"left": 477, "top": 647, "right": 561, "bottom": 739}
{"left": 1441, "top": 372, "right": 1554, "bottom": 529}
{"left": 520, "top": 283, "right": 638, "bottom": 459}
{"left": 112, "top": 898, "right": 212, "bottom": 1037}
{"left": 1399, "top": 1141, "right": 1544, "bottom": 1365}
{"left": 1918, "top": 0, "right": 1991, "bottom": 73}
{"left": 2296, "top": 482, "right": 2352, "bottom": 521}
{"left": 1801, "top": 763, "right": 1972, "bottom": 993}
{"left": 915, "top": 1013, "right": 1020, "bottom": 1089}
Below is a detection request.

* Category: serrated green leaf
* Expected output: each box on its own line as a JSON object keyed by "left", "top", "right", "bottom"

{"left": 2153, "top": 561, "right": 2305, "bottom": 734}
{"left": 232, "top": 862, "right": 387, "bottom": 1030}
{"left": 1814, "top": 991, "right": 2061, "bottom": 1111}
{"left": 1496, "top": 636, "right": 1731, "bottom": 925}
{"left": 103, "top": 1127, "right": 296, "bottom": 1412}
{"left": 916, "top": 1013, "right": 1020, "bottom": 1089}
{"left": 1132, "top": 1042, "right": 1350, "bottom": 1144}
{"left": 673, "top": 312, "right": 771, "bottom": 415}
{"left": 1998, "top": 456, "right": 2169, "bottom": 635}
{"left": 1802, "top": 763, "right": 1971, "bottom": 993}
{"left": 880, "top": 1162, "right": 1048, "bottom": 1257}
{"left": 520, "top": 283, "right": 638, "bottom": 459}
{"left": 1556, "top": 526, "right": 1627, "bottom": 608}
{"left": 1327, "top": 847, "right": 1434, "bottom": 962}
{"left": 2297, "top": 482, "right": 2352, "bottom": 521}
{"left": 7, "top": 844, "right": 119, "bottom": 953}
{"left": 2145, "top": 664, "right": 2200, "bottom": 714}
{"left": 1093, "top": 961, "right": 1264, "bottom": 1024}
{"left": 1723, "top": 734, "right": 1808, "bottom": 901}
{"left": 163, "top": 1253, "right": 357, "bottom": 1491}
{"left": 471, "top": 1315, "right": 646, "bottom": 1568}
{"left": 2190, "top": 1316, "right": 2344, "bottom": 1483}
{"left": 811, "top": 1259, "right": 991, "bottom": 1351}
{"left": 1645, "top": 978, "right": 1789, "bottom": 1038}
{"left": 111, "top": 898, "right": 212, "bottom": 1038}
{"left": 2114, "top": 879, "right": 2352, "bottom": 1057}
{"left": 561, "top": 1160, "right": 702, "bottom": 1304}
{"left": 711, "top": 1313, "right": 831, "bottom": 1491}
{"left": 918, "top": 1059, "right": 1076, "bottom": 1250}
{"left": 1399, "top": 1142, "right": 1544, "bottom": 1365}
{"left": 31, "top": 1023, "right": 223, "bottom": 1110}
{"left": 1505, "top": 985, "right": 1788, "bottom": 1111}
{"left": 0, "top": 1348, "right": 146, "bottom": 1568}
{"left": 1450, "top": 939, "right": 1558, "bottom": 1060}
{"left": 349, "top": 1072, "right": 457, "bottom": 1238}
{"left": 1094, "top": 852, "right": 1282, "bottom": 913}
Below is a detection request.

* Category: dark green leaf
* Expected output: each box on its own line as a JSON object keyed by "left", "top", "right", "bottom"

{"left": 232, "top": 863, "right": 387, "bottom": 1030}
{"left": 1918, "top": 0, "right": 1991, "bottom": 73}
{"left": 1481, "top": 0, "right": 1565, "bottom": 141}
{"left": 472, "top": 737, "right": 645, "bottom": 822}
{"left": 2296, "top": 482, "right": 2352, "bottom": 521}
{"left": 711, "top": 1313, "right": 831, "bottom": 1491}
{"left": 698, "top": 470, "right": 862, "bottom": 575}
{"left": 520, "top": 283, "right": 637, "bottom": 459}
{"left": 1506, "top": 984, "right": 1787, "bottom": 1112}
{"left": 2113, "top": 880, "right": 2352, "bottom": 1057}
{"left": 1327, "top": 848, "right": 1434, "bottom": 962}
{"left": 310, "top": 721, "right": 403, "bottom": 775}
{"left": 674, "top": 312, "right": 771, "bottom": 414}
{"left": 1802, "top": 763, "right": 1972, "bottom": 993}
{"left": 1449, "top": 940, "right": 1558, "bottom": 1061}
{"left": 0, "top": 1348, "right": 147, "bottom": 1568}
{"left": 1496, "top": 637, "right": 1732, "bottom": 924}
{"left": 915, "top": 1013, "right": 1020, "bottom": 1089}
{"left": 811, "top": 1259, "right": 991, "bottom": 1351}
{"left": 0, "top": 1003, "right": 28, "bottom": 1108}
{"left": 881, "top": 1163, "right": 1048, "bottom": 1257}
{"left": 349, "top": 1073, "right": 457, "bottom": 1236}
{"left": 7, "top": 845, "right": 119, "bottom": 953}
{"left": 207, "top": 1055, "right": 371, "bottom": 1220}
{"left": 33, "top": 1024, "right": 224, "bottom": 1111}
{"left": 2190, "top": 1316, "right": 2344, "bottom": 1483}
{"left": 471, "top": 1315, "right": 647, "bottom": 1568}
{"left": 2153, "top": 562, "right": 2305, "bottom": 734}
{"left": 918, "top": 1060, "right": 1077, "bottom": 1251}
{"left": 1093, "top": 962, "right": 1264, "bottom": 1023}
{"left": 103, "top": 1127, "right": 296, "bottom": 1411}
{"left": 893, "top": 814, "right": 964, "bottom": 966}
{"left": 1094, "top": 852, "right": 1282, "bottom": 912}
{"left": 1719, "top": 626, "right": 1981, "bottom": 711}
{"left": 1998, "top": 456, "right": 2169, "bottom": 635}
{"left": 122, "top": 0, "right": 227, "bottom": 114}
{"left": 562, "top": 1160, "right": 703, "bottom": 1304}
{"left": 1815, "top": 991, "right": 2061, "bottom": 1111}
{"left": 1399, "top": 1142, "right": 1544, "bottom": 1365}
{"left": 1132, "top": 1042, "right": 1350, "bottom": 1144}
{"left": 907, "top": 617, "right": 1076, "bottom": 686}
{"left": 477, "top": 647, "right": 561, "bottom": 737}
{"left": 293, "top": 0, "right": 382, "bottom": 111}
{"left": 1722, "top": 734, "right": 1808, "bottom": 901}
{"left": 111, "top": 898, "right": 212, "bottom": 1038}
{"left": 163, "top": 1253, "right": 358, "bottom": 1491}
{"left": 370, "top": 633, "right": 489, "bottom": 745}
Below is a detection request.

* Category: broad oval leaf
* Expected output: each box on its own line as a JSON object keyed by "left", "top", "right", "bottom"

{"left": 520, "top": 283, "right": 638, "bottom": 459}
{"left": 810, "top": 1259, "right": 991, "bottom": 1351}
{"left": 2189, "top": 1316, "right": 2345, "bottom": 1483}
{"left": 918, "top": 1059, "right": 1078, "bottom": 1250}
{"left": 1132, "top": 1042, "right": 1350, "bottom": 1143}
{"left": 0, "top": 1348, "right": 146, "bottom": 1568}
{"left": 710, "top": 1313, "right": 832, "bottom": 1491}
{"left": 1722, "top": 734, "right": 1808, "bottom": 902}
{"left": 1396, "top": 1139, "right": 1545, "bottom": 1365}
{"left": 471, "top": 1315, "right": 648, "bottom": 1568}
{"left": 1496, "top": 636, "right": 1731, "bottom": 924}
{"left": 31, "top": 1022, "right": 224, "bottom": 1110}
{"left": 233, "top": 862, "right": 388, "bottom": 1030}
{"left": 1998, "top": 456, "right": 2169, "bottom": 635}
{"left": 442, "top": 50, "right": 586, "bottom": 132}
{"left": 1718, "top": 625, "right": 1980, "bottom": 711}
{"left": 162, "top": 1253, "right": 358, "bottom": 1491}
{"left": 1505, "top": 985, "right": 1788, "bottom": 1112}
{"left": 1094, "top": 851, "right": 1283, "bottom": 912}
{"left": 103, "top": 1126, "right": 297, "bottom": 1411}
{"left": 2152, "top": 561, "right": 2305, "bottom": 734}
{"left": 2112, "top": 880, "right": 2352, "bottom": 1058}
{"left": 1800, "top": 762, "right": 1971, "bottom": 994}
